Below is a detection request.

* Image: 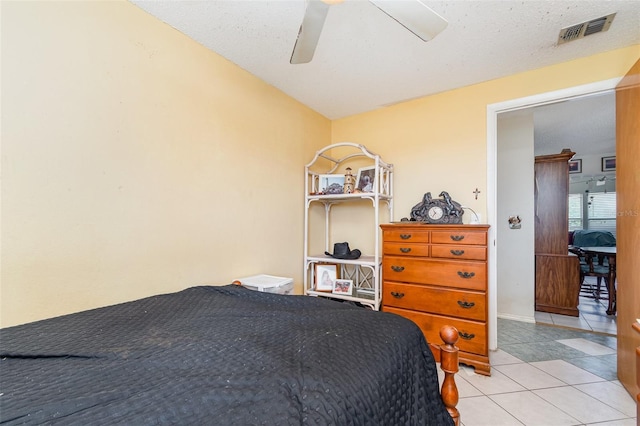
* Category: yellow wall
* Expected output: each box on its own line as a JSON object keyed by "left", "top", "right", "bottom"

{"left": 2, "top": 0, "right": 638, "bottom": 328}
{"left": 332, "top": 46, "right": 640, "bottom": 222}
{"left": 1, "top": 1, "right": 330, "bottom": 327}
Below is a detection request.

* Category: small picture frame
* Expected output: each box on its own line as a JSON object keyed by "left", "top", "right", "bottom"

{"left": 568, "top": 159, "right": 582, "bottom": 174}
{"left": 601, "top": 156, "right": 616, "bottom": 172}
{"left": 333, "top": 279, "right": 353, "bottom": 295}
{"left": 356, "top": 166, "right": 376, "bottom": 192}
{"left": 319, "top": 174, "right": 345, "bottom": 194}
{"left": 314, "top": 263, "right": 339, "bottom": 292}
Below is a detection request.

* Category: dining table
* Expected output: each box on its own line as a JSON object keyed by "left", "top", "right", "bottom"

{"left": 581, "top": 246, "right": 617, "bottom": 315}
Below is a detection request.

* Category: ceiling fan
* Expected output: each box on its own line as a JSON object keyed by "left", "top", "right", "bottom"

{"left": 290, "top": 0, "right": 448, "bottom": 64}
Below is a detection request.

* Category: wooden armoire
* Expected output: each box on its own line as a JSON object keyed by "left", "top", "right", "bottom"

{"left": 534, "top": 149, "right": 580, "bottom": 316}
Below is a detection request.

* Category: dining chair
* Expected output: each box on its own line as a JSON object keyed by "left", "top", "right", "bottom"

{"left": 575, "top": 248, "right": 610, "bottom": 300}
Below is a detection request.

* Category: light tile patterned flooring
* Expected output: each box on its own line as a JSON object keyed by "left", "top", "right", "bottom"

{"left": 439, "top": 277, "right": 635, "bottom": 426}
{"left": 534, "top": 277, "right": 618, "bottom": 335}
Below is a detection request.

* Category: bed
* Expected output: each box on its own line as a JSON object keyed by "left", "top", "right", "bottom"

{"left": 0, "top": 285, "right": 459, "bottom": 425}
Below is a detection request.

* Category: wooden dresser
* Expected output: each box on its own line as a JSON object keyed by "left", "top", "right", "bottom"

{"left": 381, "top": 223, "right": 491, "bottom": 375}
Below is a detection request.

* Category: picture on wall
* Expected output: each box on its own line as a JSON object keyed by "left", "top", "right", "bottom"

{"left": 601, "top": 156, "right": 616, "bottom": 172}
{"left": 568, "top": 159, "right": 582, "bottom": 174}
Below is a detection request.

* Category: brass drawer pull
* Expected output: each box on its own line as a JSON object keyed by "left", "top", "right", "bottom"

{"left": 390, "top": 291, "right": 405, "bottom": 299}
{"left": 400, "top": 234, "right": 412, "bottom": 240}
{"left": 458, "top": 331, "right": 475, "bottom": 340}
{"left": 457, "top": 271, "right": 475, "bottom": 279}
{"left": 391, "top": 266, "right": 405, "bottom": 272}
{"left": 400, "top": 247, "right": 412, "bottom": 253}
{"left": 457, "top": 301, "right": 475, "bottom": 309}
{"left": 450, "top": 235, "right": 465, "bottom": 241}
{"left": 450, "top": 249, "right": 465, "bottom": 256}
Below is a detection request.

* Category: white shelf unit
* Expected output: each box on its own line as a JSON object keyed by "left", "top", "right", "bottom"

{"left": 304, "top": 143, "right": 393, "bottom": 310}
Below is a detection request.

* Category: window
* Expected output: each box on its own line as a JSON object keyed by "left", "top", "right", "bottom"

{"left": 568, "top": 192, "right": 616, "bottom": 236}
{"left": 568, "top": 193, "right": 582, "bottom": 231}
{"left": 587, "top": 192, "right": 616, "bottom": 236}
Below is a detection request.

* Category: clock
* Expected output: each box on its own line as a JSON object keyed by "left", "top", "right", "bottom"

{"left": 427, "top": 205, "right": 444, "bottom": 221}
{"left": 408, "top": 191, "right": 464, "bottom": 224}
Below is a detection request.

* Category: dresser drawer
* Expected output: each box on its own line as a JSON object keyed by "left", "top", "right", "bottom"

{"left": 431, "top": 231, "right": 487, "bottom": 246}
{"left": 383, "top": 257, "right": 487, "bottom": 291}
{"left": 431, "top": 245, "right": 487, "bottom": 261}
{"left": 383, "top": 282, "right": 486, "bottom": 321}
{"left": 384, "top": 307, "right": 487, "bottom": 356}
{"left": 383, "top": 242, "right": 429, "bottom": 257}
{"left": 383, "top": 229, "right": 429, "bottom": 243}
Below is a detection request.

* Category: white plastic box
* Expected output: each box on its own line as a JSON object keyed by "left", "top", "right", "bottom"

{"left": 235, "top": 274, "right": 294, "bottom": 295}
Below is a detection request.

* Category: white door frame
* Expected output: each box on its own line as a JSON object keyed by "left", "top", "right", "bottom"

{"left": 485, "top": 78, "right": 621, "bottom": 350}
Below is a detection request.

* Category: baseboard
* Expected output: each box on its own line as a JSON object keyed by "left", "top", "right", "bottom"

{"left": 497, "top": 313, "right": 536, "bottom": 324}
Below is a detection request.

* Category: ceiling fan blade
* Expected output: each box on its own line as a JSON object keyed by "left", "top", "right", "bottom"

{"left": 369, "top": 0, "right": 447, "bottom": 42}
{"left": 290, "top": 0, "right": 330, "bottom": 64}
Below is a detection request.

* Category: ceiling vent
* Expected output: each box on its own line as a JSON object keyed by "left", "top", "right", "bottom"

{"left": 558, "top": 13, "right": 616, "bottom": 45}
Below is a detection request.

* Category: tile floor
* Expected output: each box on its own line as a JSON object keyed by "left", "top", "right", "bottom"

{"left": 438, "top": 277, "right": 635, "bottom": 426}
{"left": 534, "top": 277, "right": 618, "bottom": 336}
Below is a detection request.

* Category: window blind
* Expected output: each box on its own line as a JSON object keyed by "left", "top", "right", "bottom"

{"left": 568, "top": 193, "right": 583, "bottom": 231}
{"left": 587, "top": 192, "right": 616, "bottom": 236}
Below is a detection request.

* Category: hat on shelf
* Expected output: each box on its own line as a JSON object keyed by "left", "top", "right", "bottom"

{"left": 325, "top": 242, "right": 362, "bottom": 260}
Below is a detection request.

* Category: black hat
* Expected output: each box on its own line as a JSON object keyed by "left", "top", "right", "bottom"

{"left": 325, "top": 242, "right": 362, "bottom": 260}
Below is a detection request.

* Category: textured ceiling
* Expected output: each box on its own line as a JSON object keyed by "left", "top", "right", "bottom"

{"left": 131, "top": 0, "right": 638, "bottom": 158}
{"left": 499, "top": 91, "right": 616, "bottom": 168}
{"left": 132, "top": 0, "right": 640, "bottom": 119}
{"left": 532, "top": 92, "right": 616, "bottom": 157}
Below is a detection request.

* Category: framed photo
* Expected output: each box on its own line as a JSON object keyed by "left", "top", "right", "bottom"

{"left": 601, "top": 156, "right": 616, "bottom": 172}
{"left": 356, "top": 166, "right": 376, "bottom": 192}
{"left": 333, "top": 279, "right": 353, "bottom": 295}
{"left": 314, "top": 263, "right": 339, "bottom": 292}
{"left": 568, "top": 159, "right": 582, "bottom": 174}
{"left": 319, "top": 174, "right": 345, "bottom": 194}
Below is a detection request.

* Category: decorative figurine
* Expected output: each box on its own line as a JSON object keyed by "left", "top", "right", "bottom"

{"left": 409, "top": 191, "right": 464, "bottom": 224}
{"left": 508, "top": 215, "right": 522, "bottom": 229}
{"left": 344, "top": 167, "right": 355, "bottom": 194}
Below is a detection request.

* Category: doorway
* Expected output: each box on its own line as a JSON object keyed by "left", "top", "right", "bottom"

{"left": 486, "top": 78, "right": 621, "bottom": 351}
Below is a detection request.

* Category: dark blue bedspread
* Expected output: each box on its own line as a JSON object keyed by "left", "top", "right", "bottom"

{"left": 0, "top": 285, "right": 453, "bottom": 425}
